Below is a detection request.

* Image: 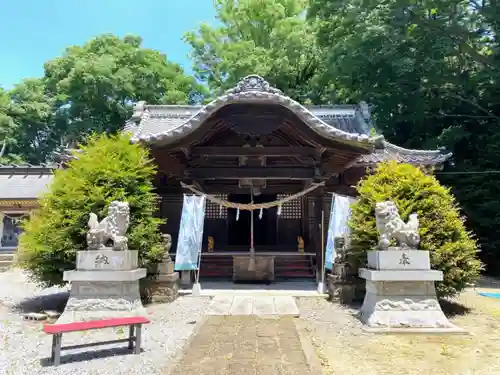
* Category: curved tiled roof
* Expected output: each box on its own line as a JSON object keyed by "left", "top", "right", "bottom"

{"left": 129, "top": 75, "right": 382, "bottom": 147}
{"left": 352, "top": 142, "right": 452, "bottom": 166}
{"left": 124, "top": 74, "right": 452, "bottom": 167}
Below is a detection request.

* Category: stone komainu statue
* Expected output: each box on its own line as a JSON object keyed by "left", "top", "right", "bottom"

{"left": 375, "top": 201, "right": 420, "bottom": 250}
{"left": 87, "top": 201, "right": 130, "bottom": 251}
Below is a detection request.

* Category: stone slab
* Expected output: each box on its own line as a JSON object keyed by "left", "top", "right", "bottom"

{"left": 359, "top": 268, "right": 443, "bottom": 281}
{"left": 76, "top": 250, "right": 138, "bottom": 271}
{"left": 362, "top": 326, "right": 467, "bottom": 334}
{"left": 252, "top": 296, "right": 276, "bottom": 315}
{"left": 367, "top": 250, "right": 430, "bottom": 270}
{"left": 229, "top": 296, "right": 255, "bottom": 315}
{"left": 206, "top": 295, "right": 234, "bottom": 315}
{"left": 273, "top": 296, "right": 300, "bottom": 316}
{"left": 63, "top": 268, "right": 147, "bottom": 282}
{"left": 206, "top": 296, "right": 299, "bottom": 316}
{"left": 156, "top": 272, "right": 179, "bottom": 283}
{"left": 22, "top": 312, "right": 47, "bottom": 321}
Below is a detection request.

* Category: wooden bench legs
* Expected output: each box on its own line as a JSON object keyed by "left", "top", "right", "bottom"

{"left": 49, "top": 323, "right": 144, "bottom": 366}
{"left": 51, "top": 333, "right": 62, "bottom": 366}
{"left": 128, "top": 324, "right": 142, "bottom": 354}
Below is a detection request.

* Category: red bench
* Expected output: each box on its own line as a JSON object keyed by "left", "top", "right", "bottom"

{"left": 43, "top": 316, "right": 150, "bottom": 366}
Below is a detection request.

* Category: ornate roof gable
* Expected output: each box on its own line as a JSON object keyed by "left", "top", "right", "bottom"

{"left": 128, "top": 75, "right": 382, "bottom": 147}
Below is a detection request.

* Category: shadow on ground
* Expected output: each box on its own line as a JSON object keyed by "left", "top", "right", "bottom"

{"left": 439, "top": 298, "right": 471, "bottom": 318}
{"left": 14, "top": 291, "right": 69, "bottom": 313}
{"left": 39, "top": 346, "right": 144, "bottom": 366}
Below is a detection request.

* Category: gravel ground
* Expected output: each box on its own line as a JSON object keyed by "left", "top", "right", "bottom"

{"left": 297, "top": 292, "right": 500, "bottom": 375}
{"left": 0, "top": 269, "right": 211, "bottom": 375}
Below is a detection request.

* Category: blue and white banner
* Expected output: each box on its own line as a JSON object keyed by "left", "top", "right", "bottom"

{"left": 325, "top": 195, "right": 356, "bottom": 270}
{"left": 174, "top": 194, "right": 207, "bottom": 271}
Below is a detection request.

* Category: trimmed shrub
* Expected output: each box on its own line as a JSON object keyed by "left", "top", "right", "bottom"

{"left": 17, "top": 133, "right": 164, "bottom": 287}
{"left": 348, "top": 161, "right": 481, "bottom": 297}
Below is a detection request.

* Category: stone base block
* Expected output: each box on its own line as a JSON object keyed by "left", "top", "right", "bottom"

{"left": 367, "top": 250, "right": 430, "bottom": 270}
{"left": 233, "top": 256, "right": 275, "bottom": 282}
{"left": 157, "top": 260, "right": 175, "bottom": 275}
{"left": 63, "top": 268, "right": 147, "bottom": 282}
{"left": 76, "top": 250, "right": 138, "bottom": 271}
{"left": 57, "top": 279, "right": 147, "bottom": 324}
{"left": 149, "top": 273, "right": 179, "bottom": 303}
{"left": 326, "top": 274, "right": 365, "bottom": 304}
{"left": 358, "top": 280, "right": 461, "bottom": 331}
{"left": 359, "top": 268, "right": 443, "bottom": 281}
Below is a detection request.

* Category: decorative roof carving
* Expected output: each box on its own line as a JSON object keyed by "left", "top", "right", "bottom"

{"left": 351, "top": 141, "right": 452, "bottom": 167}
{"left": 129, "top": 75, "right": 381, "bottom": 147}
{"left": 124, "top": 74, "right": 452, "bottom": 167}
{"left": 225, "top": 75, "right": 283, "bottom": 95}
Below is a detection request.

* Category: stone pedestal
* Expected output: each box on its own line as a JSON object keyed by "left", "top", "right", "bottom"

{"left": 57, "top": 250, "right": 148, "bottom": 323}
{"left": 233, "top": 256, "right": 275, "bottom": 282}
{"left": 180, "top": 271, "right": 192, "bottom": 286}
{"left": 327, "top": 262, "right": 365, "bottom": 304}
{"left": 149, "top": 260, "right": 179, "bottom": 303}
{"left": 358, "top": 250, "right": 463, "bottom": 332}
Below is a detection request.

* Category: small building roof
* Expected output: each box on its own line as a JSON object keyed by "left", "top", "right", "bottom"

{"left": 0, "top": 165, "right": 54, "bottom": 201}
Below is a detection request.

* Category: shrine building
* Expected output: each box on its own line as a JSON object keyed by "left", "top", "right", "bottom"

{"left": 0, "top": 75, "right": 451, "bottom": 279}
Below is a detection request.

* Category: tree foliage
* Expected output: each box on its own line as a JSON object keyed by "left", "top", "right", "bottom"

{"left": 3, "top": 0, "right": 500, "bottom": 276}
{"left": 17, "top": 133, "right": 164, "bottom": 287}
{"left": 0, "top": 34, "right": 206, "bottom": 164}
{"left": 349, "top": 162, "right": 481, "bottom": 297}
{"left": 184, "top": 0, "right": 328, "bottom": 103}
{"left": 310, "top": 0, "right": 500, "bottom": 274}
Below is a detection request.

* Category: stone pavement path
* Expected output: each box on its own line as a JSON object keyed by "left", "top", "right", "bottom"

{"left": 167, "top": 316, "right": 317, "bottom": 375}
{"left": 206, "top": 295, "right": 300, "bottom": 316}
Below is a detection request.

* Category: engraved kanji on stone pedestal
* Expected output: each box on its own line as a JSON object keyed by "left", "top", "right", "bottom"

{"left": 56, "top": 201, "right": 148, "bottom": 324}
{"left": 358, "top": 201, "right": 464, "bottom": 333}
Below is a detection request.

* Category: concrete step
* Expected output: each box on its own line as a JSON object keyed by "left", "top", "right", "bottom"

{"left": 0, "top": 254, "right": 15, "bottom": 261}
{"left": 0, "top": 256, "right": 15, "bottom": 272}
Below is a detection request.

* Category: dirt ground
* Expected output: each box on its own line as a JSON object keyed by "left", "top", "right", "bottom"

{"left": 297, "top": 286, "right": 500, "bottom": 375}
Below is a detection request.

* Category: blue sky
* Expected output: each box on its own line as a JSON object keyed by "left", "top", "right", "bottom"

{"left": 0, "top": 0, "right": 217, "bottom": 89}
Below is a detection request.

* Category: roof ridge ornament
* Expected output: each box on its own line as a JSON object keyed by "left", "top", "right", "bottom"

{"left": 226, "top": 75, "right": 283, "bottom": 95}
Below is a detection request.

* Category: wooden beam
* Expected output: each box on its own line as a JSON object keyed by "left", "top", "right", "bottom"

{"left": 185, "top": 167, "right": 317, "bottom": 180}
{"left": 191, "top": 146, "right": 320, "bottom": 158}
{"left": 201, "top": 184, "right": 305, "bottom": 194}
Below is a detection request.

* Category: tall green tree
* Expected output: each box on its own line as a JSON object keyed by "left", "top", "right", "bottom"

{"left": 349, "top": 162, "right": 481, "bottom": 297}
{"left": 310, "top": 0, "right": 500, "bottom": 274}
{"left": 6, "top": 78, "right": 56, "bottom": 163}
{"left": 44, "top": 34, "right": 207, "bottom": 140}
{"left": 184, "top": 0, "right": 328, "bottom": 103}
{"left": 18, "top": 133, "right": 164, "bottom": 287}
{"left": 0, "top": 87, "right": 17, "bottom": 162}
{"left": 2, "top": 34, "right": 207, "bottom": 164}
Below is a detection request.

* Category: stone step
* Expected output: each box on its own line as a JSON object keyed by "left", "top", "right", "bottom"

{"left": 0, "top": 253, "right": 15, "bottom": 261}
{"left": 0, "top": 260, "right": 13, "bottom": 268}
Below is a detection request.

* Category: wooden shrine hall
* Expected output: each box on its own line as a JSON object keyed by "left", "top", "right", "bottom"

{"left": 125, "top": 75, "right": 451, "bottom": 281}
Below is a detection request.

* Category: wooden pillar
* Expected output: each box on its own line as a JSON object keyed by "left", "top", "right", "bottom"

{"left": 314, "top": 187, "right": 324, "bottom": 282}
{"left": 301, "top": 196, "right": 309, "bottom": 241}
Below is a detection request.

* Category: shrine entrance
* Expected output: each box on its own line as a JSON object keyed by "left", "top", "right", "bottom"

{"left": 227, "top": 193, "right": 277, "bottom": 248}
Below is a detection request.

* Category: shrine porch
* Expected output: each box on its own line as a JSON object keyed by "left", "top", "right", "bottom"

{"left": 171, "top": 250, "right": 316, "bottom": 280}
